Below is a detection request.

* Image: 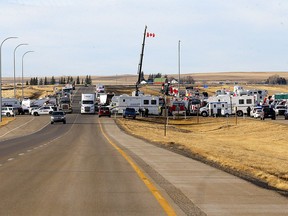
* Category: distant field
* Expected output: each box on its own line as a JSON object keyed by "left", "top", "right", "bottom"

{"left": 3, "top": 71, "right": 288, "bottom": 86}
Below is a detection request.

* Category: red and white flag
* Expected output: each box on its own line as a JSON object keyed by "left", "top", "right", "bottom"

{"left": 146, "top": 32, "right": 155, "bottom": 37}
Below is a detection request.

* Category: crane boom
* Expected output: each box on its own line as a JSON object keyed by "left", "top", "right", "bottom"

{"left": 135, "top": 25, "right": 147, "bottom": 96}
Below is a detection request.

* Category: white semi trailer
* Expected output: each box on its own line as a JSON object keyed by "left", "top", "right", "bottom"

{"left": 81, "top": 93, "right": 96, "bottom": 114}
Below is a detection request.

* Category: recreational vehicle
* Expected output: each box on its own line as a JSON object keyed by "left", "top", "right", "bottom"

{"left": 206, "top": 95, "right": 255, "bottom": 116}
{"left": 111, "top": 94, "right": 159, "bottom": 115}
{"left": 200, "top": 102, "right": 231, "bottom": 117}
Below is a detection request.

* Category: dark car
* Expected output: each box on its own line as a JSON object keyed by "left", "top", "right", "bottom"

{"left": 98, "top": 106, "right": 111, "bottom": 117}
{"left": 263, "top": 106, "right": 276, "bottom": 120}
{"left": 284, "top": 109, "right": 288, "bottom": 120}
{"left": 50, "top": 111, "right": 66, "bottom": 124}
{"left": 123, "top": 108, "right": 136, "bottom": 119}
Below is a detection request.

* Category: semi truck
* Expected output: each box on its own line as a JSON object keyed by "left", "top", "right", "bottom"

{"left": 81, "top": 93, "right": 96, "bottom": 114}
{"left": 59, "top": 95, "right": 73, "bottom": 113}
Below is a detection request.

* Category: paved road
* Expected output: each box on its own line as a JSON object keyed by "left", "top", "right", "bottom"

{"left": 0, "top": 116, "right": 175, "bottom": 215}
{"left": 0, "top": 86, "right": 287, "bottom": 215}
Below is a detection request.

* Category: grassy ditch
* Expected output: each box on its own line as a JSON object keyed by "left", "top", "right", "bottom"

{"left": 116, "top": 116, "right": 288, "bottom": 194}
{"left": 0, "top": 117, "right": 15, "bottom": 127}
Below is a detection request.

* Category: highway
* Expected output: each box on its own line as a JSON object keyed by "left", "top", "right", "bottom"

{"left": 0, "top": 87, "right": 174, "bottom": 216}
{"left": 0, "top": 86, "right": 287, "bottom": 216}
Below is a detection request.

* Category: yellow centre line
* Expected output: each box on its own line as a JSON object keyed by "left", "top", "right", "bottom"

{"left": 99, "top": 119, "right": 177, "bottom": 216}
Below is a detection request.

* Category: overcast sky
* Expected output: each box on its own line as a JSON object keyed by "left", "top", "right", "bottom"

{"left": 1, "top": 0, "right": 288, "bottom": 78}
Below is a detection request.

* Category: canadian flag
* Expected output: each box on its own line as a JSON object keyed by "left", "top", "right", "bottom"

{"left": 146, "top": 32, "right": 155, "bottom": 37}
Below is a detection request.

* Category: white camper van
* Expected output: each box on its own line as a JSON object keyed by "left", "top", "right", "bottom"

{"left": 206, "top": 95, "right": 255, "bottom": 116}
{"left": 200, "top": 102, "right": 231, "bottom": 117}
{"left": 111, "top": 94, "right": 159, "bottom": 115}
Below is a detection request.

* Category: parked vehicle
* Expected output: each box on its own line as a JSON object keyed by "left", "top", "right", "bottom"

{"left": 59, "top": 95, "right": 73, "bottom": 113}
{"left": 28, "top": 105, "right": 40, "bottom": 115}
{"left": 284, "top": 109, "right": 288, "bottom": 120}
{"left": 1, "top": 107, "right": 15, "bottom": 117}
{"left": 274, "top": 105, "right": 286, "bottom": 116}
{"left": 2, "top": 98, "right": 23, "bottom": 115}
{"left": 207, "top": 95, "right": 255, "bottom": 116}
{"left": 169, "top": 101, "right": 186, "bottom": 116}
{"left": 111, "top": 94, "right": 159, "bottom": 115}
{"left": 98, "top": 106, "right": 111, "bottom": 117}
{"left": 123, "top": 108, "right": 136, "bottom": 119}
{"left": 253, "top": 108, "right": 263, "bottom": 118}
{"left": 31, "top": 106, "right": 55, "bottom": 116}
{"left": 185, "top": 98, "right": 201, "bottom": 115}
{"left": 263, "top": 106, "right": 276, "bottom": 120}
{"left": 50, "top": 111, "right": 66, "bottom": 124}
{"left": 81, "top": 93, "right": 96, "bottom": 114}
{"left": 200, "top": 102, "right": 231, "bottom": 117}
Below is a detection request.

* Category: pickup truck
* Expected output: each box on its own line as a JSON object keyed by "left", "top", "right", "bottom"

{"left": 123, "top": 108, "right": 136, "bottom": 119}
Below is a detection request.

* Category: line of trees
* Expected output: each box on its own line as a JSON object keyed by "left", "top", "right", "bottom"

{"left": 265, "top": 75, "right": 287, "bottom": 85}
{"left": 26, "top": 75, "right": 92, "bottom": 85}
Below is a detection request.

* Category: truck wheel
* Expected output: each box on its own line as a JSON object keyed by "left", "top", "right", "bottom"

{"left": 236, "top": 110, "right": 243, "bottom": 117}
{"left": 201, "top": 111, "right": 208, "bottom": 117}
{"left": 6, "top": 113, "right": 11, "bottom": 117}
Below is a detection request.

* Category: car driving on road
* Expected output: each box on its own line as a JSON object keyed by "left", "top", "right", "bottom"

{"left": 50, "top": 111, "right": 66, "bottom": 124}
{"left": 98, "top": 106, "right": 111, "bottom": 117}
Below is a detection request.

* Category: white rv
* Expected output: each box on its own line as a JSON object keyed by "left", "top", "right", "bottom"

{"left": 200, "top": 102, "right": 231, "bottom": 117}
{"left": 206, "top": 95, "right": 255, "bottom": 116}
{"left": 81, "top": 93, "right": 96, "bottom": 114}
{"left": 111, "top": 94, "right": 159, "bottom": 115}
{"left": 247, "top": 89, "right": 268, "bottom": 104}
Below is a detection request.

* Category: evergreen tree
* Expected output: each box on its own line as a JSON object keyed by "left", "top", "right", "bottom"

{"left": 51, "top": 76, "right": 56, "bottom": 85}
{"left": 76, "top": 76, "right": 80, "bottom": 84}
{"left": 44, "top": 77, "right": 48, "bottom": 85}
{"left": 39, "top": 78, "right": 43, "bottom": 85}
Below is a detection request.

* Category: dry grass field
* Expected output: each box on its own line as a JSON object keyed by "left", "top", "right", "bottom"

{"left": 2, "top": 84, "right": 55, "bottom": 99}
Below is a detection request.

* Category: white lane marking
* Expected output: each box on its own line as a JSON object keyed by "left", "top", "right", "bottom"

{"left": 27, "top": 150, "right": 32, "bottom": 152}
{"left": 18, "top": 153, "right": 25, "bottom": 156}
{"left": 0, "top": 117, "right": 35, "bottom": 137}
{"left": 7, "top": 158, "right": 14, "bottom": 161}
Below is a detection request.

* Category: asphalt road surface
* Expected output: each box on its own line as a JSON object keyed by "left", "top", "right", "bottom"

{"left": 0, "top": 87, "right": 174, "bottom": 216}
